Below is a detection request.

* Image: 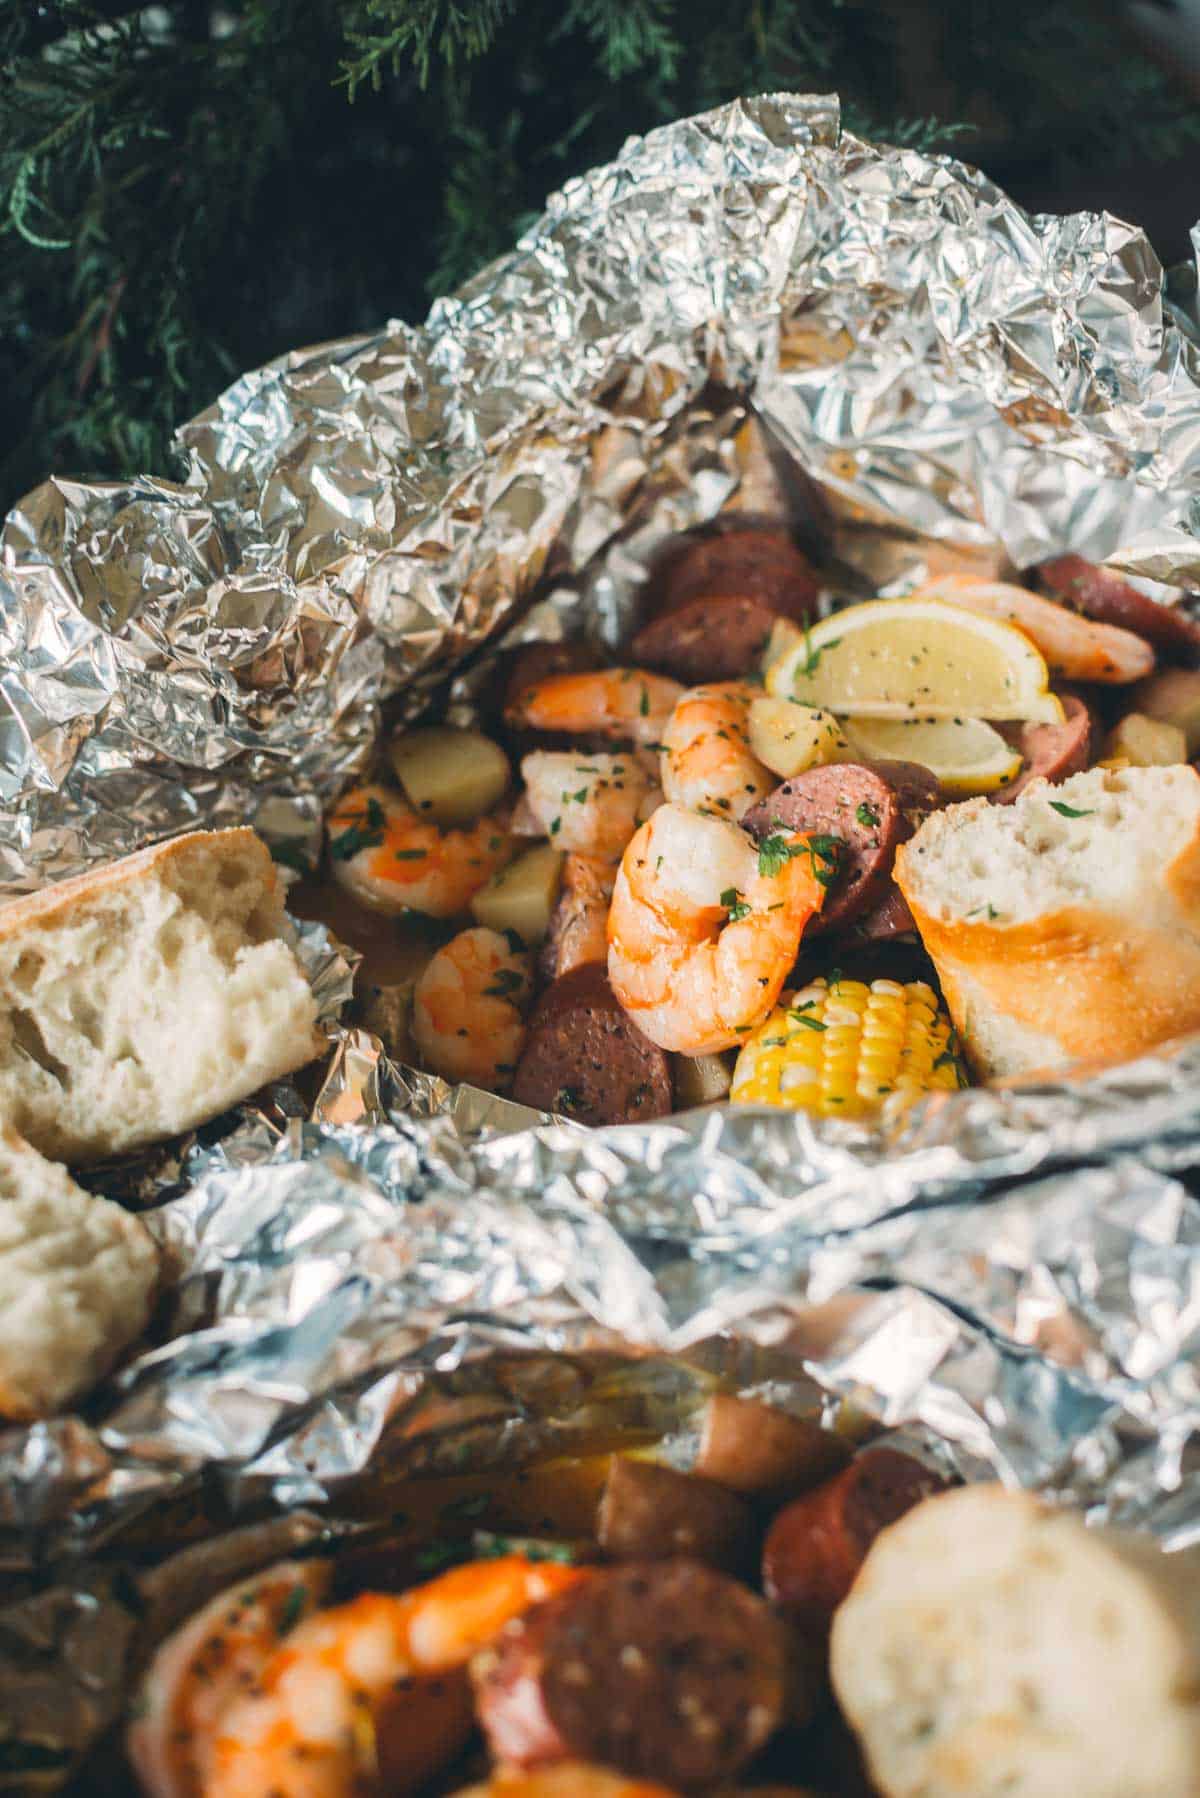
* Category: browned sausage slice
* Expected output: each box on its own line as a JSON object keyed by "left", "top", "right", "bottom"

{"left": 1037, "top": 555, "right": 1200, "bottom": 659}
{"left": 657, "top": 528, "right": 819, "bottom": 617}
{"left": 632, "top": 528, "right": 819, "bottom": 684}
{"left": 853, "top": 886, "right": 918, "bottom": 941}
{"left": 472, "top": 1560, "right": 792, "bottom": 1785}
{"left": 992, "top": 692, "right": 1093, "bottom": 804}
{"left": 539, "top": 856, "right": 616, "bottom": 984}
{"left": 597, "top": 1456, "right": 756, "bottom": 1573}
{"left": 512, "top": 962, "right": 672, "bottom": 1125}
{"left": 632, "top": 593, "right": 783, "bottom": 686}
{"left": 762, "top": 1448, "right": 947, "bottom": 1631}
{"left": 741, "top": 761, "right": 940, "bottom": 935}
{"left": 694, "top": 1396, "right": 850, "bottom": 1500}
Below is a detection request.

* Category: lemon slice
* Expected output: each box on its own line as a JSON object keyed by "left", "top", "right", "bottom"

{"left": 842, "top": 716, "right": 1022, "bottom": 794}
{"left": 765, "top": 598, "right": 1065, "bottom": 724}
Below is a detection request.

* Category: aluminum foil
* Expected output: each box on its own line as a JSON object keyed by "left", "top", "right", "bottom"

{"left": 6, "top": 89, "right": 1200, "bottom": 1786}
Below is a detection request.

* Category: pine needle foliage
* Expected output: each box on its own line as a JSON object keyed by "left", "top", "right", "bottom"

{"left": 2, "top": 0, "right": 1196, "bottom": 509}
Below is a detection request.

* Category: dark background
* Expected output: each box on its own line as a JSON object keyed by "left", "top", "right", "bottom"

{"left": 3, "top": 0, "right": 1199, "bottom": 517}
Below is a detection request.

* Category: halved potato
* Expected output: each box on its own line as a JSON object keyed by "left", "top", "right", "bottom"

{"left": 1103, "top": 712, "right": 1187, "bottom": 768}
{"left": 471, "top": 843, "right": 564, "bottom": 945}
{"left": 388, "top": 726, "right": 510, "bottom": 827}
{"left": 1127, "top": 670, "right": 1200, "bottom": 756}
{"left": 674, "top": 1052, "right": 735, "bottom": 1108}
{"left": 748, "top": 696, "right": 850, "bottom": 778}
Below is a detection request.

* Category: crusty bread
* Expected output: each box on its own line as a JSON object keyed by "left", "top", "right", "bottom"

{"left": 893, "top": 764, "right": 1200, "bottom": 1079}
{"left": 0, "top": 828, "right": 322, "bottom": 1162}
{"left": 0, "top": 1126, "right": 158, "bottom": 1419}
{"left": 831, "top": 1485, "right": 1200, "bottom": 1798}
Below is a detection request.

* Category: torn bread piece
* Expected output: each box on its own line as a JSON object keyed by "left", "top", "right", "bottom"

{"left": 0, "top": 1127, "right": 158, "bottom": 1419}
{"left": 831, "top": 1485, "right": 1200, "bottom": 1798}
{"left": 894, "top": 764, "right": 1200, "bottom": 1078}
{"left": 0, "top": 828, "right": 322, "bottom": 1162}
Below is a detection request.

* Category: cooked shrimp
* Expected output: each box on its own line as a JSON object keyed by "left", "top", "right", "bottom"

{"left": 128, "top": 1559, "right": 332, "bottom": 1798}
{"left": 607, "top": 802, "right": 826, "bottom": 1055}
{"left": 505, "top": 668, "right": 683, "bottom": 748}
{"left": 452, "top": 1768, "right": 680, "bottom": 1797}
{"left": 917, "top": 575, "right": 1155, "bottom": 684}
{"left": 328, "top": 783, "right": 513, "bottom": 918}
{"left": 520, "top": 752, "right": 652, "bottom": 862}
{"left": 204, "top": 1557, "right": 587, "bottom": 1798}
{"left": 412, "top": 926, "right": 531, "bottom": 1088}
{"left": 544, "top": 853, "right": 616, "bottom": 979}
{"left": 660, "top": 680, "right": 775, "bottom": 821}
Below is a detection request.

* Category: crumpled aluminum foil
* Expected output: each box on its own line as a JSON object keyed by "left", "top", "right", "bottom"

{"left": 5, "top": 89, "right": 1200, "bottom": 1787}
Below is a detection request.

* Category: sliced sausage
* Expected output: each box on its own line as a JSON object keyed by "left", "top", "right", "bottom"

{"left": 497, "top": 640, "right": 607, "bottom": 758}
{"left": 538, "top": 855, "right": 615, "bottom": 984}
{"left": 632, "top": 593, "right": 784, "bottom": 686}
{"left": 632, "top": 528, "right": 819, "bottom": 684}
{"left": 512, "top": 962, "right": 672, "bottom": 1125}
{"left": 597, "top": 1457, "right": 756, "bottom": 1574}
{"left": 472, "top": 1560, "right": 792, "bottom": 1785}
{"left": 762, "top": 1448, "right": 947, "bottom": 1632}
{"left": 655, "top": 527, "right": 819, "bottom": 617}
{"left": 1036, "top": 555, "right": 1200, "bottom": 659}
{"left": 741, "top": 761, "right": 940, "bottom": 935}
{"left": 992, "top": 692, "right": 1093, "bottom": 804}
{"left": 852, "top": 886, "right": 918, "bottom": 941}
{"left": 694, "top": 1396, "right": 849, "bottom": 1501}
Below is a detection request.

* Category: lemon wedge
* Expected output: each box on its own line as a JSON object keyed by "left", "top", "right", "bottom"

{"left": 842, "top": 716, "right": 1022, "bottom": 794}
{"left": 764, "top": 598, "right": 1065, "bottom": 724}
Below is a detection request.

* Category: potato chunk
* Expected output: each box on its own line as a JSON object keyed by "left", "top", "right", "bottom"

{"left": 1103, "top": 712, "right": 1187, "bottom": 768}
{"left": 673, "top": 1052, "right": 734, "bottom": 1108}
{"left": 748, "top": 697, "right": 850, "bottom": 778}
{"left": 388, "top": 726, "right": 511, "bottom": 827}
{"left": 1128, "top": 669, "right": 1200, "bottom": 756}
{"left": 471, "top": 844, "right": 564, "bottom": 945}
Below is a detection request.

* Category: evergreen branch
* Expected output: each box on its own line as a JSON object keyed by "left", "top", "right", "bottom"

{"left": 339, "top": 0, "right": 514, "bottom": 94}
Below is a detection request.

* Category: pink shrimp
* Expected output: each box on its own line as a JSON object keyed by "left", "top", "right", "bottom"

{"left": 327, "top": 784, "right": 513, "bottom": 918}
{"left": 519, "top": 752, "right": 653, "bottom": 862}
{"left": 200, "top": 1557, "right": 589, "bottom": 1798}
{"left": 916, "top": 575, "right": 1155, "bottom": 684}
{"left": 504, "top": 668, "right": 683, "bottom": 748}
{"left": 659, "top": 680, "right": 775, "bottom": 821}
{"left": 128, "top": 1560, "right": 332, "bottom": 1798}
{"left": 452, "top": 1768, "right": 681, "bottom": 1797}
{"left": 411, "top": 926, "right": 531, "bottom": 1088}
{"left": 607, "top": 802, "right": 826, "bottom": 1054}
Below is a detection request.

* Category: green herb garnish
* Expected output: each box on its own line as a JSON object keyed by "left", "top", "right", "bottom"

{"left": 328, "top": 796, "right": 386, "bottom": 860}
{"left": 720, "top": 886, "right": 752, "bottom": 923}
{"left": 1049, "top": 800, "right": 1094, "bottom": 818}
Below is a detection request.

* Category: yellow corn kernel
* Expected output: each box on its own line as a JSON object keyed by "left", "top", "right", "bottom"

{"left": 730, "top": 975, "right": 966, "bottom": 1120}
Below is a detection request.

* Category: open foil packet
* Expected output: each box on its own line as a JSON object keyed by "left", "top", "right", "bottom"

{"left": 4, "top": 91, "right": 1200, "bottom": 1785}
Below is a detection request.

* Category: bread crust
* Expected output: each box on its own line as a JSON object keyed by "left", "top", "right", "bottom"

{"left": 0, "top": 827, "right": 323, "bottom": 1162}
{"left": 0, "top": 827, "right": 280, "bottom": 942}
{"left": 894, "top": 779, "right": 1200, "bottom": 1077}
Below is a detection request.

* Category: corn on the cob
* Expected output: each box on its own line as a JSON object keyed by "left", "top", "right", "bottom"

{"left": 731, "top": 976, "right": 966, "bottom": 1120}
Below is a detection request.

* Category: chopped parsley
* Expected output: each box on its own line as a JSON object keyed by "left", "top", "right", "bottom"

{"left": 639, "top": 684, "right": 651, "bottom": 717}
{"left": 394, "top": 847, "right": 427, "bottom": 861}
{"left": 789, "top": 1009, "right": 827, "bottom": 1032}
{"left": 484, "top": 967, "right": 526, "bottom": 999}
{"left": 798, "top": 629, "right": 841, "bottom": 679}
{"left": 855, "top": 801, "right": 880, "bottom": 829}
{"left": 554, "top": 1084, "right": 584, "bottom": 1114}
{"left": 328, "top": 796, "right": 386, "bottom": 861}
{"left": 277, "top": 1584, "right": 309, "bottom": 1635}
{"left": 801, "top": 833, "right": 844, "bottom": 889}
{"left": 1049, "top": 800, "right": 1094, "bottom": 818}
{"left": 720, "top": 886, "right": 752, "bottom": 923}
{"left": 966, "top": 902, "right": 999, "bottom": 920}
{"left": 757, "top": 831, "right": 802, "bottom": 878}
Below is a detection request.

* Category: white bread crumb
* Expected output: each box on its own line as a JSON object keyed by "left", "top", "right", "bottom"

{"left": 0, "top": 1127, "right": 158, "bottom": 1419}
{"left": 0, "top": 828, "right": 322, "bottom": 1162}
{"left": 832, "top": 1485, "right": 1200, "bottom": 1798}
